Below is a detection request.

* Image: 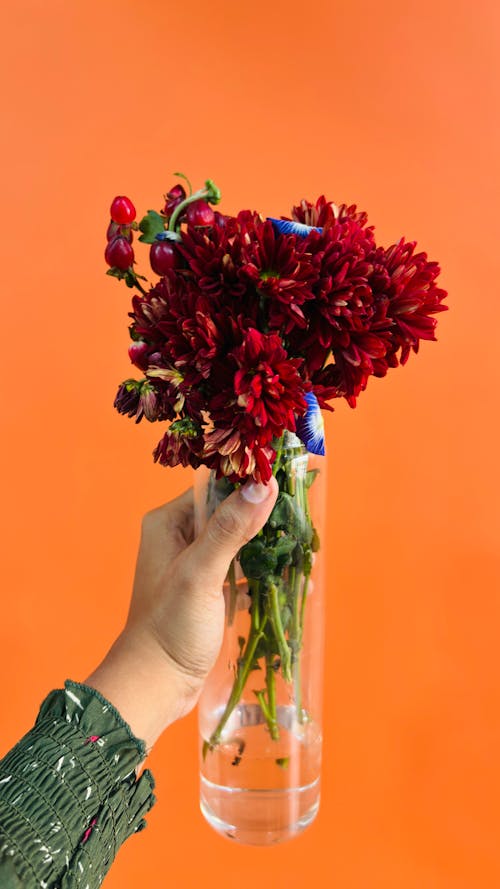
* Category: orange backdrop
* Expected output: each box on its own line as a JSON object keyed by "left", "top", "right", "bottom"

{"left": 1, "top": 1, "right": 499, "bottom": 887}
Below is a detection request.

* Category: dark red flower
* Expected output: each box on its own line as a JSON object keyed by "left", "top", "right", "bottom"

{"left": 162, "top": 183, "right": 186, "bottom": 219}
{"left": 291, "top": 195, "right": 373, "bottom": 233}
{"left": 202, "top": 424, "right": 276, "bottom": 483}
{"left": 132, "top": 273, "right": 245, "bottom": 382}
{"left": 207, "top": 329, "right": 306, "bottom": 440}
{"left": 287, "top": 218, "right": 382, "bottom": 383}
{"left": 114, "top": 377, "right": 179, "bottom": 424}
{"left": 154, "top": 418, "right": 203, "bottom": 469}
{"left": 202, "top": 329, "right": 307, "bottom": 481}
{"left": 177, "top": 213, "right": 251, "bottom": 309}
{"left": 110, "top": 182, "right": 448, "bottom": 476}
{"left": 372, "top": 238, "right": 448, "bottom": 366}
{"left": 236, "top": 218, "right": 319, "bottom": 333}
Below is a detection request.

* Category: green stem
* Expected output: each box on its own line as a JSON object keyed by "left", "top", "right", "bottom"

{"left": 299, "top": 573, "right": 310, "bottom": 639}
{"left": 273, "top": 435, "right": 283, "bottom": 476}
{"left": 265, "top": 654, "right": 279, "bottom": 739}
{"left": 268, "top": 583, "right": 292, "bottom": 683}
{"left": 290, "top": 467, "right": 311, "bottom": 724}
{"left": 168, "top": 188, "right": 206, "bottom": 232}
{"left": 172, "top": 171, "right": 193, "bottom": 195}
{"left": 227, "top": 559, "right": 238, "bottom": 627}
{"left": 203, "top": 589, "right": 268, "bottom": 757}
{"left": 131, "top": 276, "right": 148, "bottom": 296}
{"left": 294, "top": 572, "right": 312, "bottom": 725}
{"left": 291, "top": 563, "right": 304, "bottom": 723}
{"left": 168, "top": 179, "right": 220, "bottom": 232}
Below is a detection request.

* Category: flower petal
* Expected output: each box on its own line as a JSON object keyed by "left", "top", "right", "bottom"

{"left": 296, "top": 392, "right": 326, "bottom": 456}
{"left": 267, "top": 217, "right": 323, "bottom": 238}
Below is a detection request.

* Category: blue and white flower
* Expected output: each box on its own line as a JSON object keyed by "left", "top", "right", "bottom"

{"left": 267, "top": 218, "right": 323, "bottom": 238}
{"left": 296, "top": 392, "right": 325, "bottom": 456}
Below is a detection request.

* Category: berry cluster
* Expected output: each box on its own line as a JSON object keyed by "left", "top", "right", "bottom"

{"left": 105, "top": 175, "right": 220, "bottom": 287}
{"left": 105, "top": 196, "right": 136, "bottom": 270}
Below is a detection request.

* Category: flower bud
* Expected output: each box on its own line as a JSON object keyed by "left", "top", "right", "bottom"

{"left": 128, "top": 340, "right": 149, "bottom": 370}
{"left": 140, "top": 382, "right": 159, "bottom": 422}
{"left": 162, "top": 184, "right": 186, "bottom": 218}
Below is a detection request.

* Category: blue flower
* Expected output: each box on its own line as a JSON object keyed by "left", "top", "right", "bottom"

{"left": 155, "top": 230, "right": 181, "bottom": 242}
{"left": 267, "top": 218, "right": 323, "bottom": 238}
{"left": 296, "top": 392, "right": 325, "bottom": 456}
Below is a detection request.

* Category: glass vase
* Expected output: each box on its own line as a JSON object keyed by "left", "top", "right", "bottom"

{"left": 194, "top": 431, "right": 326, "bottom": 846}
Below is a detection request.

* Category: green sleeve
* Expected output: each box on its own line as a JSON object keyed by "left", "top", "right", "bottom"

{"left": 0, "top": 680, "right": 156, "bottom": 888}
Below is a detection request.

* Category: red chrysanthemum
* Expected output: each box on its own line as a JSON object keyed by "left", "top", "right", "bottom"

{"left": 203, "top": 329, "right": 308, "bottom": 481}
{"left": 132, "top": 273, "right": 245, "bottom": 384}
{"left": 371, "top": 238, "right": 448, "bottom": 366}
{"left": 177, "top": 212, "right": 254, "bottom": 314}
{"left": 235, "top": 217, "right": 319, "bottom": 333}
{"left": 291, "top": 195, "right": 374, "bottom": 232}
{"left": 153, "top": 418, "right": 204, "bottom": 470}
{"left": 210, "top": 328, "right": 307, "bottom": 439}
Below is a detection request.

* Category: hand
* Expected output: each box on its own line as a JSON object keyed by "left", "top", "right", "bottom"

{"left": 85, "top": 478, "right": 278, "bottom": 750}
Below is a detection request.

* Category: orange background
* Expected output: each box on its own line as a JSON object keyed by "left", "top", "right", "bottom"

{"left": 1, "top": 1, "right": 499, "bottom": 887}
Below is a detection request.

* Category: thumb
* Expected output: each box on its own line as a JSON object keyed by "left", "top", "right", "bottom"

{"left": 186, "top": 477, "right": 279, "bottom": 592}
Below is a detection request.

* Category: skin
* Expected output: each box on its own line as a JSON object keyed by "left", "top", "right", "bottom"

{"left": 85, "top": 478, "right": 278, "bottom": 751}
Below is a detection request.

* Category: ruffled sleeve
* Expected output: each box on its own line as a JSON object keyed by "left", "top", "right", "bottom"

{"left": 0, "top": 680, "right": 156, "bottom": 888}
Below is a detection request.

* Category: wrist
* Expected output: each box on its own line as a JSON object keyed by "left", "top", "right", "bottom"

{"left": 84, "top": 626, "right": 189, "bottom": 751}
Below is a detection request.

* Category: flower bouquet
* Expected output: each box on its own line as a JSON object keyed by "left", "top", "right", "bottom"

{"left": 105, "top": 174, "right": 447, "bottom": 844}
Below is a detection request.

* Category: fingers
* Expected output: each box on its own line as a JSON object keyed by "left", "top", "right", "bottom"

{"left": 181, "top": 478, "right": 279, "bottom": 593}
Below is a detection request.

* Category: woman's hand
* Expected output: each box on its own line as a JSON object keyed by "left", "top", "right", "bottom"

{"left": 85, "top": 479, "right": 278, "bottom": 750}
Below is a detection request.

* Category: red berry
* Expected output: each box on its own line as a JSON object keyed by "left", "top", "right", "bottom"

{"left": 150, "top": 241, "right": 181, "bottom": 275}
{"left": 105, "top": 236, "right": 134, "bottom": 270}
{"left": 106, "top": 220, "right": 133, "bottom": 242}
{"left": 110, "top": 195, "right": 136, "bottom": 225}
{"left": 162, "top": 184, "right": 186, "bottom": 218}
{"left": 186, "top": 199, "right": 215, "bottom": 227}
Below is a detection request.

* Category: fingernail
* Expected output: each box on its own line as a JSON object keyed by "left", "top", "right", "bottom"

{"left": 240, "top": 481, "right": 270, "bottom": 504}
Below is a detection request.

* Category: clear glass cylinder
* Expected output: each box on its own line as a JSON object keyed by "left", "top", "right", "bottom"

{"left": 194, "top": 431, "right": 326, "bottom": 846}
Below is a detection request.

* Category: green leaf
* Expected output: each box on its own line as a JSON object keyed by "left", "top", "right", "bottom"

{"left": 305, "top": 468, "right": 320, "bottom": 489}
{"left": 274, "top": 535, "right": 297, "bottom": 572}
{"left": 311, "top": 527, "right": 321, "bottom": 553}
{"left": 268, "top": 492, "right": 312, "bottom": 544}
{"left": 275, "top": 536, "right": 297, "bottom": 557}
{"left": 138, "top": 209, "right": 166, "bottom": 243}
{"left": 106, "top": 266, "right": 126, "bottom": 279}
{"left": 303, "top": 545, "right": 313, "bottom": 575}
{"left": 276, "top": 756, "right": 289, "bottom": 769}
{"left": 124, "top": 270, "right": 137, "bottom": 288}
{"left": 239, "top": 539, "right": 277, "bottom": 579}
